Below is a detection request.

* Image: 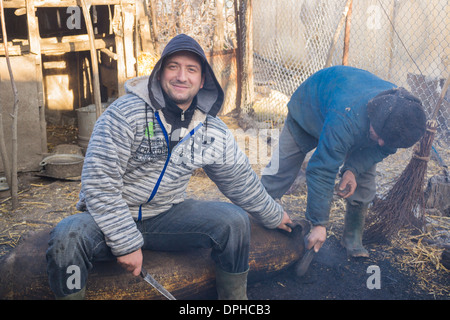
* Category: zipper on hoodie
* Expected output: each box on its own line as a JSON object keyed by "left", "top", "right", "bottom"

{"left": 137, "top": 110, "right": 203, "bottom": 221}
{"left": 137, "top": 111, "right": 171, "bottom": 221}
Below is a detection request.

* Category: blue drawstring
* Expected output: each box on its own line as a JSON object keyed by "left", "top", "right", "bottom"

{"left": 137, "top": 111, "right": 203, "bottom": 221}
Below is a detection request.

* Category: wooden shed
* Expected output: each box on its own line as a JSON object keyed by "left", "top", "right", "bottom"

{"left": 0, "top": 0, "right": 151, "bottom": 172}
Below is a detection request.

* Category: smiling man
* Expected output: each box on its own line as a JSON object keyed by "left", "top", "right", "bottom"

{"left": 46, "top": 34, "right": 292, "bottom": 300}
{"left": 261, "top": 66, "right": 427, "bottom": 258}
{"left": 159, "top": 51, "right": 205, "bottom": 109}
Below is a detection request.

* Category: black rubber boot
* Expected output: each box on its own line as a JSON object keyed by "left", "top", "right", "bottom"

{"left": 341, "top": 203, "right": 369, "bottom": 258}
{"left": 56, "top": 286, "right": 86, "bottom": 300}
{"left": 215, "top": 267, "right": 249, "bottom": 300}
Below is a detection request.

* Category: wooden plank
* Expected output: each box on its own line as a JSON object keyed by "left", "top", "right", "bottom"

{"left": 0, "top": 42, "right": 29, "bottom": 56}
{"left": 112, "top": 4, "right": 126, "bottom": 96}
{"left": 122, "top": 3, "right": 135, "bottom": 78}
{"left": 235, "top": 0, "right": 254, "bottom": 113}
{"left": 147, "top": 0, "right": 159, "bottom": 53}
{"left": 25, "top": 0, "right": 47, "bottom": 154}
{"left": 80, "top": 0, "right": 102, "bottom": 119}
{"left": 233, "top": 0, "right": 241, "bottom": 112}
{"left": 146, "top": 0, "right": 159, "bottom": 53}
{"left": 3, "top": 0, "right": 135, "bottom": 8}
{"left": 341, "top": 0, "right": 352, "bottom": 65}
{"left": 0, "top": 55, "right": 45, "bottom": 171}
{"left": 387, "top": 0, "right": 399, "bottom": 80}
{"left": 213, "top": 0, "right": 225, "bottom": 52}
{"left": 41, "top": 36, "right": 115, "bottom": 53}
{"left": 25, "top": 0, "right": 40, "bottom": 54}
{"left": 324, "top": 0, "right": 352, "bottom": 68}
{"left": 0, "top": 36, "right": 115, "bottom": 55}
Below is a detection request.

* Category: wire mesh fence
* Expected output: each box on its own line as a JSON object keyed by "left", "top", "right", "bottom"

{"left": 252, "top": 0, "right": 346, "bottom": 125}
{"left": 252, "top": 0, "right": 449, "bottom": 145}
{"left": 145, "top": 0, "right": 448, "bottom": 144}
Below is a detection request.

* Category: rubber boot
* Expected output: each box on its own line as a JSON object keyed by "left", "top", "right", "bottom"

{"left": 56, "top": 286, "right": 86, "bottom": 300}
{"left": 341, "top": 203, "right": 369, "bottom": 258}
{"left": 215, "top": 267, "right": 249, "bottom": 300}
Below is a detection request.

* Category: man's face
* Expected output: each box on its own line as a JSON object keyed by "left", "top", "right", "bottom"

{"left": 159, "top": 51, "right": 205, "bottom": 111}
{"left": 369, "top": 124, "right": 385, "bottom": 147}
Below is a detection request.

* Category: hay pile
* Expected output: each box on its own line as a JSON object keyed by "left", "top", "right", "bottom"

{"left": 0, "top": 178, "right": 80, "bottom": 257}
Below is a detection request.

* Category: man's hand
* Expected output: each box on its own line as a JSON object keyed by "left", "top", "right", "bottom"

{"left": 306, "top": 225, "right": 327, "bottom": 252}
{"left": 277, "top": 211, "right": 293, "bottom": 232}
{"left": 117, "top": 248, "right": 143, "bottom": 276}
{"left": 337, "top": 170, "right": 357, "bottom": 198}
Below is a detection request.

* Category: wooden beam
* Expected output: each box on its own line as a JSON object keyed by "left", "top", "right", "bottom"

{"left": 235, "top": 0, "right": 254, "bottom": 113}
{"left": 3, "top": 0, "right": 134, "bottom": 8}
{"left": 387, "top": 0, "right": 399, "bottom": 80}
{"left": 213, "top": 0, "right": 225, "bottom": 51}
{"left": 25, "top": 0, "right": 47, "bottom": 154}
{"left": 25, "top": 0, "right": 40, "bottom": 55}
{"left": 112, "top": 4, "right": 126, "bottom": 96}
{"left": 41, "top": 35, "right": 115, "bottom": 53}
{"left": 0, "top": 35, "right": 115, "bottom": 55}
{"left": 233, "top": 0, "right": 241, "bottom": 112}
{"left": 147, "top": 0, "right": 160, "bottom": 53}
{"left": 342, "top": 0, "right": 352, "bottom": 65}
{"left": 324, "top": 0, "right": 352, "bottom": 68}
{"left": 122, "top": 3, "right": 136, "bottom": 78}
{"left": 80, "top": 0, "right": 102, "bottom": 119}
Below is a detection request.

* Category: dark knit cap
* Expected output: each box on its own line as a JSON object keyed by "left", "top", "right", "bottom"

{"left": 367, "top": 87, "right": 426, "bottom": 148}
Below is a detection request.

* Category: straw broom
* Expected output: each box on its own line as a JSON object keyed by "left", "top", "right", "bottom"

{"left": 365, "top": 73, "right": 450, "bottom": 244}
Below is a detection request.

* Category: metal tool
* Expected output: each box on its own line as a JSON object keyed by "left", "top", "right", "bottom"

{"left": 334, "top": 183, "right": 351, "bottom": 197}
{"left": 140, "top": 267, "right": 176, "bottom": 300}
{"left": 294, "top": 236, "right": 316, "bottom": 277}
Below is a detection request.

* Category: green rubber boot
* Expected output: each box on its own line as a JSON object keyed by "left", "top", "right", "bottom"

{"left": 215, "top": 267, "right": 249, "bottom": 300}
{"left": 341, "top": 203, "right": 369, "bottom": 258}
{"left": 56, "top": 286, "right": 86, "bottom": 300}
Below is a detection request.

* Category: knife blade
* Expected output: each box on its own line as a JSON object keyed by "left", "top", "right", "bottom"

{"left": 140, "top": 267, "right": 176, "bottom": 300}
{"left": 294, "top": 236, "right": 316, "bottom": 277}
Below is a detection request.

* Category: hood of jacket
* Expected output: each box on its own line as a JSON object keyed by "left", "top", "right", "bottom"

{"left": 146, "top": 34, "right": 224, "bottom": 117}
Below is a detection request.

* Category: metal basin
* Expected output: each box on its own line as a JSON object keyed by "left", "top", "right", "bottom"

{"left": 39, "top": 154, "right": 84, "bottom": 179}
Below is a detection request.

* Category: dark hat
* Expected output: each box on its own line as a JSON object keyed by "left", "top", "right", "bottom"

{"left": 367, "top": 87, "right": 426, "bottom": 148}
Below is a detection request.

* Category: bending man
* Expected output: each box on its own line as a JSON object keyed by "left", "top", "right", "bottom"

{"left": 261, "top": 66, "right": 426, "bottom": 257}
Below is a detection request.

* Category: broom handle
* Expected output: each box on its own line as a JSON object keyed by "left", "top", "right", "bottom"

{"left": 431, "top": 72, "right": 450, "bottom": 121}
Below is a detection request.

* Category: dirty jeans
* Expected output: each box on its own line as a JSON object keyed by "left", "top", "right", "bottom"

{"left": 46, "top": 199, "right": 250, "bottom": 298}
{"left": 261, "top": 123, "right": 376, "bottom": 206}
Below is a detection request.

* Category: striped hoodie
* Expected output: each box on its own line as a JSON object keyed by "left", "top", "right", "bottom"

{"left": 76, "top": 34, "right": 283, "bottom": 257}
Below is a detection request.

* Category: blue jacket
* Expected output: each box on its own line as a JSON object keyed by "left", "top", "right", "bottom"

{"left": 285, "top": 66, "right": 397, "bottom": 226}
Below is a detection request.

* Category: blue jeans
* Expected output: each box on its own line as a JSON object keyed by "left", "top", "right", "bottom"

{"left": 46, "top": 199, "right": 250, "bottom": 297}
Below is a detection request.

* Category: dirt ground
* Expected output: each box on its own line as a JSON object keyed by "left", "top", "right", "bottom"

{"left": 0, "top": 118, "right": 449, "bottom": 300}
